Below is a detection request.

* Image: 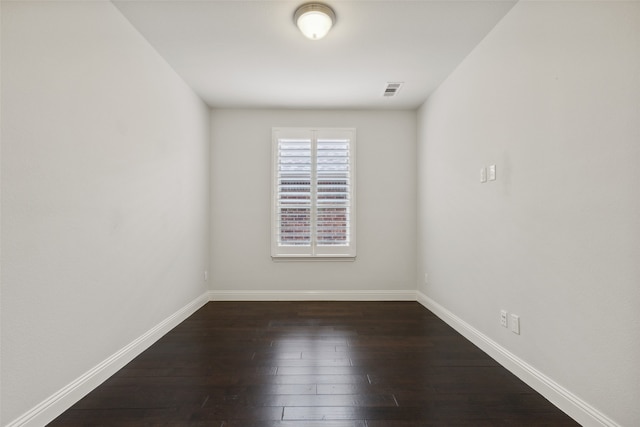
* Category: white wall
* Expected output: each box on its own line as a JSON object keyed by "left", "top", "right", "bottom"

{"left": 417, "top": 1, "right": 640, "bottom": 426}
{"left": 211, "top": 109, "right": 416, "bottom": 296}
{"left": 1, "top": 2, "right": 210, "bottom": 425}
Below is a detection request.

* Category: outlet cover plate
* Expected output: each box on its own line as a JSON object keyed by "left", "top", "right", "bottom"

{"left": 510, "top": 314, "right": 520, "bottom": 334}
{"left": 500, "top": 310, "right": 508, "bottom": 328}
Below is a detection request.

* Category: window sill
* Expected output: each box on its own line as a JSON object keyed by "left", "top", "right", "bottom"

{"left": 271, "top": 256, "right": 356, "bottom": 262}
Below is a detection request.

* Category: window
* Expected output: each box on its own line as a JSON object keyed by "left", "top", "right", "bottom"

{"left": 272, "top": 128, "right": 356, "bottom": 259}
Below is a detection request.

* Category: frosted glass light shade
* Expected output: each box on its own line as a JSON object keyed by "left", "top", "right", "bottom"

{"left": 294, "top": 3, "right": 336, "bottom": 40}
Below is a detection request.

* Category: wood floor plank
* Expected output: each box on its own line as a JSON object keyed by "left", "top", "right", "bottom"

{"left": 276, "top": 366, "right": 366, "bottom": 376}
{"left": 224, "top": 422, "right": 366, "bottom": 427}
{"left": 246, "top": 393, "right": 397, "bottom": 407}
{"left": 49, "top": 301, "right": 579, "bottom": 426}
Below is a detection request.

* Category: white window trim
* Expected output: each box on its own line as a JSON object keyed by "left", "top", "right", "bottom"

{"left": 271, "top": 127, "right": 356, "bottom": 260}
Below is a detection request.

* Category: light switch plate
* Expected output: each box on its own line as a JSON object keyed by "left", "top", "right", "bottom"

{"left": 480, "top": 167, "right": 487, "bottom": 183}
{"left": 489, "top": 164, "right": 496, "bottom": 181}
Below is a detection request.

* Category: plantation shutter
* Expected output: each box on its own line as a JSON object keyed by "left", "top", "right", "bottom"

{"left": 272, "top": 128, "right": 356, "bottom": 259}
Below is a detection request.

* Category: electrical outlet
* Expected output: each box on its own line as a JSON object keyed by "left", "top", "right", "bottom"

{"left": 424, "top": 273, "right": 428, "bottom": 284}
{"left": 480, "top": 167, "right": 487, "bottom": 183}
{"left": 500, "top": 310, "right": 508, "bottom": 328}
{"left": 510, "top": 314, "right": 520, "bottom": 334}
{"left": 204, "top": 270, "right": 208, "bottom": 281}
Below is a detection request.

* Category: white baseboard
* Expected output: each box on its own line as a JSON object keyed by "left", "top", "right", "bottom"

{"left": 6, "top": 292, "right": 210, "bottom": 427}
{"left": 208, "top": 289, "right": 417, "bottom": 301}
{"left": 416, "top": 291, "right": 620, "bottom": 427}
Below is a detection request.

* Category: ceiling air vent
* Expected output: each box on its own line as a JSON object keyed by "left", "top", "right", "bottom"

{"left": 383, "top": 82, "right": 403, "bottom": 97}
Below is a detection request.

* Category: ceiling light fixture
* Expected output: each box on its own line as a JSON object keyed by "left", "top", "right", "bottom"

{"left": 294, "top": 3, "right": 336, "bottom": 40}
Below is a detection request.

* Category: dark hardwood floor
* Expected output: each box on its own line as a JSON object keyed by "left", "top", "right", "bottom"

{"left": 50, "top": 301, "right": 579, "bottom": 426}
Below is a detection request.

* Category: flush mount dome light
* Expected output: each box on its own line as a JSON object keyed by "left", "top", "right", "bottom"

{"left": 294, "top": 3, "right": 336, "bottom": 40}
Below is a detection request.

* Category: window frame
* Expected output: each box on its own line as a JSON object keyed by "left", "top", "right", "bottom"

{"left": 271, "top": 127, "right": 356, "bottom": 261}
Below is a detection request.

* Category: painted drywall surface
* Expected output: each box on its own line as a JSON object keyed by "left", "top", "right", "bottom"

{"left": 210, "top": 109, "right": 416, "bottom": 293}
{"left": 417, "top": 1, "right": 639, "bottom": 425}
{"left": 1, "top": 2, "right": 210, "bottom": 424}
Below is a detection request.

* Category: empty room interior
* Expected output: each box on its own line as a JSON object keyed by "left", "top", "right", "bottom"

{"left": 1, "top": 0, "right": 639, "bottom": 426}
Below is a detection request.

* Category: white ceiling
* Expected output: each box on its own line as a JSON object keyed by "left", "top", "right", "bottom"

{"left": 113, "top": 0, "right": 517, "bottom": 110}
